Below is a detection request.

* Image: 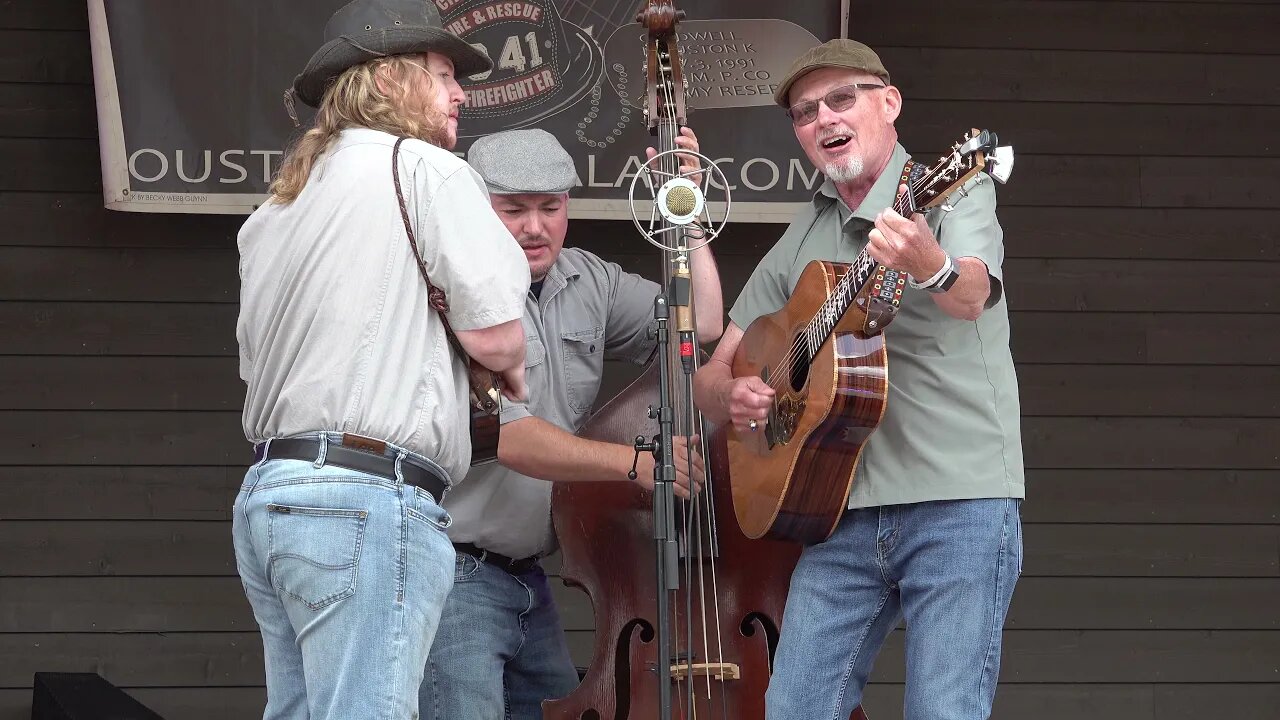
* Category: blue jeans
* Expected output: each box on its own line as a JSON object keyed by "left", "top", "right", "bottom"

{"left": 420, "top": 554, "right": 580, "bottom": 720}
{"left": 766, "top": 498, "right": 1023, "bottom": 720}
{"left": 232, "top": 433, "right": 456, "bottom": 720}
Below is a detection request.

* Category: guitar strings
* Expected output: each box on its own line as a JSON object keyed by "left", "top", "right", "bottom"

{"left": 757, "top": 159, "right": 949, "bottom": 397}
{"left": 654, "top": 36, "right": 731, "bottom": 714}
{"left": 655, "top": 40, "right": 704, "bottom": 715}
{"left": 762, "top": 187, "right": 912, "bottom": 391}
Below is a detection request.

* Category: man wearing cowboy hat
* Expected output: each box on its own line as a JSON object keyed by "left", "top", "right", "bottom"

{"left": 233, "top": 1, "right": 532, "bottom": 718}
{"left": 420, "top": 126, "right": 721, "bottom": 720}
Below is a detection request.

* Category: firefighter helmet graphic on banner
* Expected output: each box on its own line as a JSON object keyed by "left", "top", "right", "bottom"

{"left": 436, "top": 0, "right": 605, "bottom": 137}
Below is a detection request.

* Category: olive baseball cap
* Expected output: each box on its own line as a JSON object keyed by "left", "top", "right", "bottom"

{"left": 772, "top": 39, "right": 891, "bottom": 108}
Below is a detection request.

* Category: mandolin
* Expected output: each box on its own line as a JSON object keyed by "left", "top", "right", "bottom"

{"left": 728, "top": 130, "right": 1014, "bottom": 543}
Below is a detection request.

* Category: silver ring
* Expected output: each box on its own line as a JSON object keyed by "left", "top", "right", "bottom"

{"left": 748, "top": 419, "right": 758, "bottom": 431}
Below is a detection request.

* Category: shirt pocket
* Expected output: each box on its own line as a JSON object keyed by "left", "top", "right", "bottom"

{"left": 561, "top": 325, "right": 604, "bottom": 414}
{"left": 525, "top": 335, "right": 547, "bottom": 370}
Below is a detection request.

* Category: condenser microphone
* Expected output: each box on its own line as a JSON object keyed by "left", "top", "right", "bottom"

{"left": 656, "top": 177, "right": 705, "bottom": 226}
{"left": 627, "top": 147, "right": 728, "bottom": 254}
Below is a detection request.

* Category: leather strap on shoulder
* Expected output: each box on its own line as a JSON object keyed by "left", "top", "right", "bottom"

{"left": 392, "top": 138, "right": 498, "bottom": 412}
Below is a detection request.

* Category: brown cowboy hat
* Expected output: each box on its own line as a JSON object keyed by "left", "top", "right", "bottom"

{"left": 293, "top": 0, "right": 493, "bottom": 108}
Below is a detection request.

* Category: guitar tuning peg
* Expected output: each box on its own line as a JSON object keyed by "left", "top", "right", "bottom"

{"left": 987, "top": 145, "right": 1015, "bottom": 184}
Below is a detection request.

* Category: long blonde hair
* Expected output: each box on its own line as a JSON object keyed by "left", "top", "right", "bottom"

{"left": 269, "top": 54, "right": 450, "bottom": 203}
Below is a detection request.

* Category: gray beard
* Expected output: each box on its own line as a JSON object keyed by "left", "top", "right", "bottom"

{"left": 824, "top": 154, "right": 865, "bottom": 184}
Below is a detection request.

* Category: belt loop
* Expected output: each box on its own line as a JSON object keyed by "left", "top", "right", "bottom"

{"left": 393, "top": 449, "right": 406, "bottom": 484}
{"left": 314, "top": 433, "right": 329, "bottom": 469}
{"left": 255, "top": 437, "right": 273, "bottom": 467}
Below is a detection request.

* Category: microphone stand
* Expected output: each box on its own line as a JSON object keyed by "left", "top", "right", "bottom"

{"left": 627, "top": 257, "right": 692, "bottom": 720}
{"left": 637, "top": 290, "right": 681, "bottom": 720}
{"left": 627, "top": 148, "right": 729, "bottom": 720}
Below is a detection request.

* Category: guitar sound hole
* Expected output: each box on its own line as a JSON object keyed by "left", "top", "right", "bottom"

{"left": 788, "top": 335, "right": 811, "bottom": 392}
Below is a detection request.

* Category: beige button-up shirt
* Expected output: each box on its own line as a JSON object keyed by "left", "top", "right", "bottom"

{"left": 237, "top": 128, "right": 529, "bottom": 484}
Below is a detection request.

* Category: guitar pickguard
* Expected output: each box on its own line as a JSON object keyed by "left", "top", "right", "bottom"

{"left": 759, "top": 363, "right": 805, "bottom": 450}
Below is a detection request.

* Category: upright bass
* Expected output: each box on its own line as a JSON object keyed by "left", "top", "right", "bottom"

{"left": 545, "top": 3, "right": 868, "bottom": 718}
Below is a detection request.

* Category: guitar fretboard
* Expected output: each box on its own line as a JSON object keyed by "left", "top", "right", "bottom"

{"left": 801, "top": 166, "right": 919, "bottom": 358}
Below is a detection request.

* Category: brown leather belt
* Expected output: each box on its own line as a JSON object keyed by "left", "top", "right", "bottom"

{"left": 254, "top": 434, "right": 447, "bottom": 505}
{"left": 454, "top": 542, "right": 540, "bottom": 575}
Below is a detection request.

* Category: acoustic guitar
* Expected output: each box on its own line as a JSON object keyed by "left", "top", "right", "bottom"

{"left": 727, "top": 129, "right": 1014, "bottom": 543}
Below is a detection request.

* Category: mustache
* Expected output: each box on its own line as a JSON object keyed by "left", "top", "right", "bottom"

{"left": 816, "top": 127, "right": 855, "bottom": 142}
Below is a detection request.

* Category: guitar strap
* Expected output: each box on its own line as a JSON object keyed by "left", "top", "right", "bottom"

{"left": 865, "top": 159, "right": 930, "bottom": 315}
{"left": 391, "top": 137, "right": 498, "bottom": 415}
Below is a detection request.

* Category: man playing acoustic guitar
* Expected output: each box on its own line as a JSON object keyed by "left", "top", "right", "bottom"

{"left": 692, "top": 40, "right": 1025, "bottom": 720}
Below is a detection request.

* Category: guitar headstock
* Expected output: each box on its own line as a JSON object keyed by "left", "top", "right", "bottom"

{"left": 911, "top": 128, "right": 1014, "bottom": 212}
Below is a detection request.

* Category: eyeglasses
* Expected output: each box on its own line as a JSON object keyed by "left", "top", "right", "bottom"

{"left": 786, "top": 83, "right": 885, "bottom": 126}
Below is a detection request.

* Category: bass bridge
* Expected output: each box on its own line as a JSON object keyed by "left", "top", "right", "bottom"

{"left": 669, "top": 661, "right": 742, "bottom": 681}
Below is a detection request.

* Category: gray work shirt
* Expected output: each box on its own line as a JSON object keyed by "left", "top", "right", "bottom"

{"left": 444, "top": 247, "right": 660, "bottom": 558}
{"left": 729, "top": 143, "right": 1024, "bottom": 508}
{"left": 237, "top": 128, "right": 529, "bottom": 484}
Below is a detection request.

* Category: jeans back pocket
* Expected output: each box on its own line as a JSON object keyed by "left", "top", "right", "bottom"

{"left": 267, "top": 504, "right": 368, "bottom": 610}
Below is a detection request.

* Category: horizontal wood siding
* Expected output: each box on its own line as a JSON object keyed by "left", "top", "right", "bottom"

{"left": 0, "top": 1, "right": 1274, "bottom": 717}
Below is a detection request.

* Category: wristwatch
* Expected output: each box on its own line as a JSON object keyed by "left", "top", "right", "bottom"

{"left": 909, "top": 253, "right": 960, "bottom": 293}
{"left": 926, "top": 262, "right": 960, "bottom": 294}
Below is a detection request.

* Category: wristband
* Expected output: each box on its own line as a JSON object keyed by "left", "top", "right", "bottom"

{"left": 909, "top": 253, "right": 952, "bottom": 290}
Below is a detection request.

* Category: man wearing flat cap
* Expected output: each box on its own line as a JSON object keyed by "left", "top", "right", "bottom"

{"left": 233, "top": 1, "right": 532, "bottom": 717}
{"left": 419, "top": 127, "right": 723, "bottom": 720}
{"left": 693, "top": 39, "right": 1025, "bottom": 720}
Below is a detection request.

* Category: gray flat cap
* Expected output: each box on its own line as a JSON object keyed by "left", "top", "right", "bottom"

{"left": 468, "top": 129, "right": 577, "bottom": 195}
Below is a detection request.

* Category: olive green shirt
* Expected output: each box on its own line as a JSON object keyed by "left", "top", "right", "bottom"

{"left": 444, "top": 247, "right": 661, "bottom": 558}
{"left": 729, "top": 144, "right": 1024, "bottom": 509}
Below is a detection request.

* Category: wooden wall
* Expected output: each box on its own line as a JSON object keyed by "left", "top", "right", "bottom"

{"left": 838, "top": 2, "right": 1280, "bottom": 714}
{"left": 0, "top": 0, "right": 1276, "bottom": 717}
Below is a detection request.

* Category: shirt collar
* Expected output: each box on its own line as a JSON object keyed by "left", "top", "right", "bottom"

{"left": 811, "top": 143, "right": 911, "bottom": 225}
{"left": 537, "top": 250, "right": 580, "bottom": 304}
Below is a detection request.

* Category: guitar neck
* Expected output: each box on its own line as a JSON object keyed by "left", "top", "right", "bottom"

{"left": 801, "top": 173, "right": 919, "bottom": 357}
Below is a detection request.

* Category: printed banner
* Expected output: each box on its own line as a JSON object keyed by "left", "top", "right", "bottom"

{"left": 88, "top": 0, "right": 846, "bottom": 220}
